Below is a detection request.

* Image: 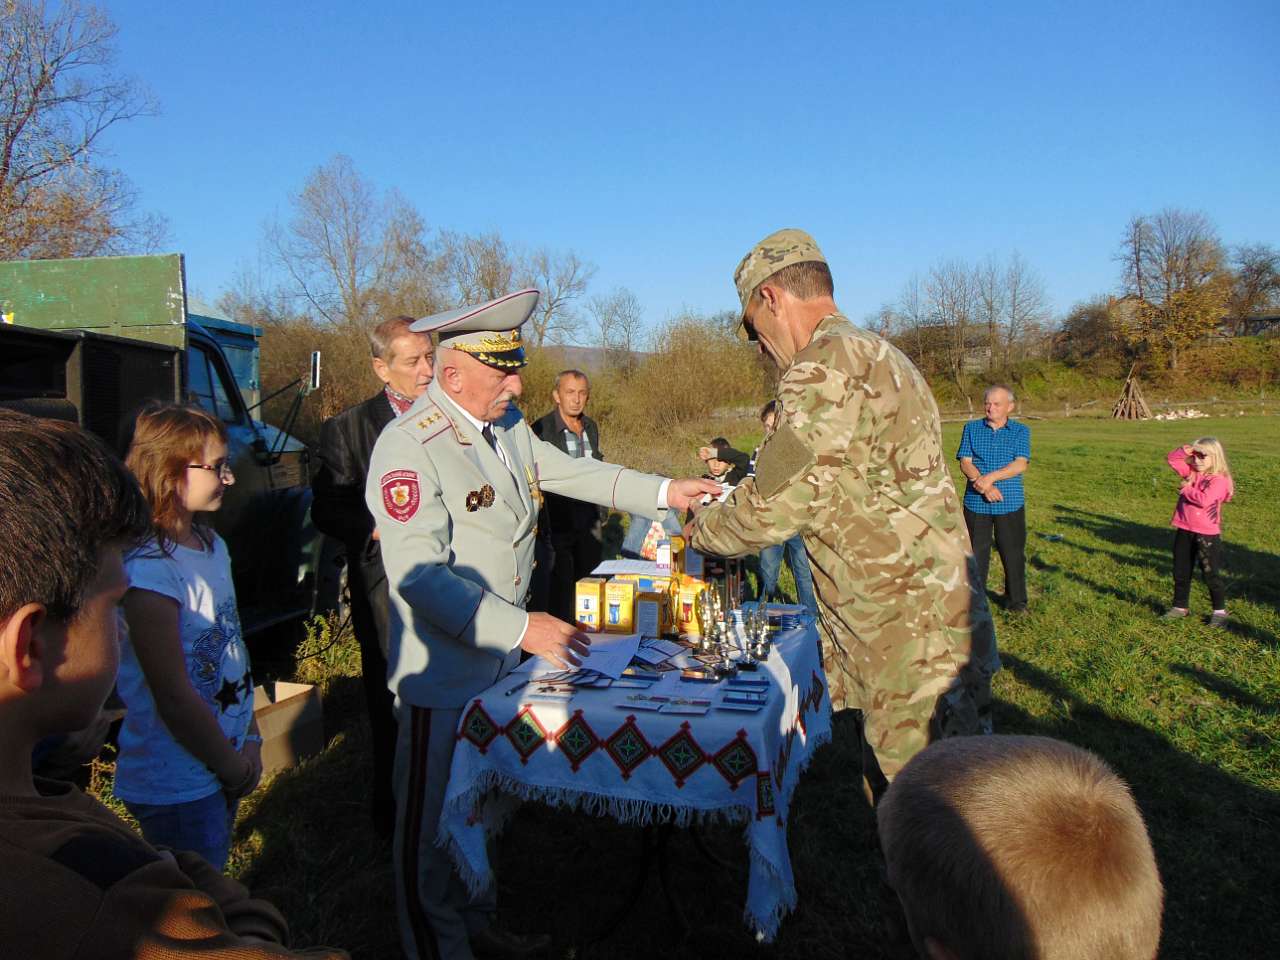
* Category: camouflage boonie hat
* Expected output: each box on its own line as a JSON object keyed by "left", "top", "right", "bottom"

{"left": 732, "top": 228, "right": 827, "bottom": 340}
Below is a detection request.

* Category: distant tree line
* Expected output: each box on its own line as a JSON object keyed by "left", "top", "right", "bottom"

{"left": 873, "top": 209, "right": 1279, "bottom": 388}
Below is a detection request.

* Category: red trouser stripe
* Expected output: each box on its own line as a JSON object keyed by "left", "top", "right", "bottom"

{"left": 402, "top": 707, "right": 441, "bottom": 960}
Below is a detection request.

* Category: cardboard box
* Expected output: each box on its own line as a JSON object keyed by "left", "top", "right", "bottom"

{"left": 612, "top": 572, "right": 673, "bottom": 595}
{"left": 676, "top": 577, "right": 706, "bottom": 635}
{"left": 252, "top": 681, "right": 324, "bottom": 776}
{"left": 603, "top": 579, "right": 636, "bottom": 633}
{"left": 575, "top": 577, "right": 607, "bottom": 632}
{"left": 635, "top": 589, "right": 674, "bottom": 637}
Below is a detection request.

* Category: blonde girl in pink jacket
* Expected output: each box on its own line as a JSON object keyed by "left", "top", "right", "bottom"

{"left": 1162, "top": 437, "right": 1235, "bottom": 627}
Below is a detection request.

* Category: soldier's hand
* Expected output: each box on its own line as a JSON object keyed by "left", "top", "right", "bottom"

{"left": 666, "top": 477, "right": 724, "bottom": 511}
{"left": 697, "top": 445, "right": 716, "bottom": 462}
{"left": 521, "top": 613, "right": 592, "bottom": 669}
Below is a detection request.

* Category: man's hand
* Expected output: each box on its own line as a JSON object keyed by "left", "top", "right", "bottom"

{"left": 973, "top": 474, "right": 994, "bottom": 494}
{"left": 521, "top": 613, "right": 592, "bottom": 670}
{"left": 666, "top": 477, "right": 724, "bottom": 511}
{"left": 371, "top": 529, "right": 381, "bottom": 541}
{"left": 982, "top": 486, "right": 1004, "bottom": 503}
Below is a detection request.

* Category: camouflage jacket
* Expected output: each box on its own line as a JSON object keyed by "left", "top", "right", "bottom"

{"left": 688, "top": 314, "right": 998, "bottom": 717}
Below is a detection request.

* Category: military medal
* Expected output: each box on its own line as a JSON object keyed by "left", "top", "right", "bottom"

{"left": 466, "top": 483, "right": 497, "bottom": 512}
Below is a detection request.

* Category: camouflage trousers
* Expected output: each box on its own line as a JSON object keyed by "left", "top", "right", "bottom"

{"left": 857, "top": 674, "right": 994, "bottom": 806}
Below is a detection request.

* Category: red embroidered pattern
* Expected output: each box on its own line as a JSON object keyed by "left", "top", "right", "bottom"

{"left": 505, "top": 706, "right": 548, "bottom": 764}
{"left": 553, "top": 710, "right": 600, "bottom": 772}
{"left": 459, "top": 700, "right": 499, "bottom": 754}
{"left": 712, "top": 729, "right": 758, "bottom": 791}
{"left": 657, "top": 722, "right": 707, "bottom": 788}
{"left": 604, "top": 715, "right": 653, "bottom": 780}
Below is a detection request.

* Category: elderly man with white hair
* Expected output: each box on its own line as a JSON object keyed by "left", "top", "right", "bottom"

{"left": 366, "top": 289, "right": 720, "bottom": 960}
{"left": 956, "top": 384, "right": 1032, "bottom": 613}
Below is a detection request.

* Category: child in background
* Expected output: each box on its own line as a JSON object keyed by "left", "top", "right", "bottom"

{"left": 115, "top": 405, "right": 261, "bottom": 869}
{"left": 0, "top": 409, "right": 347, "bottom": 959}
{"left": 1163, "top": 437, "right": 1234, "bottom": 628}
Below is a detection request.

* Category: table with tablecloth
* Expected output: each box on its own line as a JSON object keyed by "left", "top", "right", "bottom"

{"left": 437, "top": 612, "right": 833, "bottom": 941}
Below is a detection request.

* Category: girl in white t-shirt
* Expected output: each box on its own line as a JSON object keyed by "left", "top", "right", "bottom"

{"left": 115, "top": 405, "right": 261, "bottom": 869}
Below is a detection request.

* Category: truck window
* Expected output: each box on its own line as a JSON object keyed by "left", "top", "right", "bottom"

{"left": 187, "top": 345, "right": 241, "bottom": 424}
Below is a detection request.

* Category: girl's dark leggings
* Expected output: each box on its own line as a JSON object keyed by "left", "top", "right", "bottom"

{"left": 1172, "top": 528, "right": 1226, "bottom": 610}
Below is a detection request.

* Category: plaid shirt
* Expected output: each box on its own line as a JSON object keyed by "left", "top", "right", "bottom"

{"left": 956, "top": 418, "right": 1031, "bottom": 515}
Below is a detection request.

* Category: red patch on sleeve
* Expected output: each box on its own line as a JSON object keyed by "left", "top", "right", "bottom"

{"left": 380, "top": 470, "right": 421, "bottom": 523}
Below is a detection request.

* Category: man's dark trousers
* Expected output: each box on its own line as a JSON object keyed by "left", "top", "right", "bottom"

{"left": 964, "top": 506, "right": 1028, "bottom": 609}
{"left": 531, "top": 409, "right": 605, "bottom": 622}
{"left": 312, "top": 392, "right": 399, "bottom": 836}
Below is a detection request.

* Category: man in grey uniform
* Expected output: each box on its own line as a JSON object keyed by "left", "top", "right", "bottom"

{"left": 366, "top": 289, "right": 718, "bottom": 960}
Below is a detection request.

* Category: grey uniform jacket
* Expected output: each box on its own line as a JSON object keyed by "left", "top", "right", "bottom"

{"left": 366, "top": 379, "right": 667, "bottom": 709}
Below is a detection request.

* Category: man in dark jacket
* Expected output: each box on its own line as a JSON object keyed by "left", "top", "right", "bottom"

{"left": 311, "top": 315, "right": 433, "bottom": 837}
{"left": 531, "top": 370, "right": 605, "bottom": 621}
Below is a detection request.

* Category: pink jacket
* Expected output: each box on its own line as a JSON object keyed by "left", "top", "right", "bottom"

{"left": 1166, "top": 447, "right": 1233, "bottom": 535}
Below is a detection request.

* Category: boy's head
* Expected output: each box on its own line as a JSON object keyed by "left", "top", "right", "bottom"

{"left": 704, "top": 437, "right": 732, "bottom": 476}
{"left": 878, "top": 735, "right": 1163, "bottom": 960}
{"left": 0, "top": 411, "right": 150, "bottom": 736}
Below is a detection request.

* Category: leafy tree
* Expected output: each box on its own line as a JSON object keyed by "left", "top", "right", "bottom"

{"left": 0, "top": 0, "right": 162, "bottom": 259}
{"left": 1114, "top": 208, "right": 1230, "bottom": 370}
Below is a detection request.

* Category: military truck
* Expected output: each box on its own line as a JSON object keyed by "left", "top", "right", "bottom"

{"left": 0, "top": 253, "right": 337, "bottom": 636}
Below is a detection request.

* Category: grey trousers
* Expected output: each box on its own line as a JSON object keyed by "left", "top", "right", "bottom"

{"left": 393, "top": 703, "right": 496, "bottom": 960}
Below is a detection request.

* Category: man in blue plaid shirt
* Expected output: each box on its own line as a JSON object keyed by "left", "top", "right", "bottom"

{"left": 957, "top": 385, "right": 1031, "bottom": 612}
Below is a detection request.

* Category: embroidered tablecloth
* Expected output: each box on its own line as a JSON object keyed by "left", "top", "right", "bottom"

{"left": 438, "top": 618, "right": 833, "bottom": 941}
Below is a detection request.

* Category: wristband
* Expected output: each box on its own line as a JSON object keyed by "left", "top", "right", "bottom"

{"left": 244, "top": 734, "right": 263, "bottom": 745}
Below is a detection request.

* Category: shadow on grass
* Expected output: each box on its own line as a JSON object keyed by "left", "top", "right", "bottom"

{"left": 1029, "top": 556, "right": 1167, "bottom": 615}
{"left": 1051, "top": 504, "right": 1280, "bottom": 617}
{"left": 995, "top": 653, "right": 1280, "bottom": 959}
{"left": 232, "top": 653, "right": 1279, "bottom": 960}
{"left": 1170, "top": 663, "right": 1280, "bottom": 716}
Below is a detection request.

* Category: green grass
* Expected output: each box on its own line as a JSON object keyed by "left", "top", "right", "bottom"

{"left": 94, "top": 415, "right": 1280, "bottom": 959}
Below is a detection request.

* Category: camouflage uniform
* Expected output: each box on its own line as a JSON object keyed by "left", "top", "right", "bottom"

{"left": 690, "top": 232, "right": 998, "bottom": 799}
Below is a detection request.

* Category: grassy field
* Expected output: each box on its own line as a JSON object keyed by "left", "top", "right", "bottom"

{"left": 103, "top": 414, "right": 1279, "bottom": 959}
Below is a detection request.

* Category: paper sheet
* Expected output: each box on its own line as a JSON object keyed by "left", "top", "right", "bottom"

{"left": 516, "top": 632, "right": 641, "bottom": 679}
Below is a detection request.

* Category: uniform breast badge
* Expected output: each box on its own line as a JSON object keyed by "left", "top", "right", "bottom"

{"left": 381, "top": 470, "right": 421, "bottom": 523}
{"left": 466, "top": 484, "right": 496, "bottom": 512}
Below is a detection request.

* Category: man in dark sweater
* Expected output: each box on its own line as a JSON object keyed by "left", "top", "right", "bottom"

{"left": 531, "top": 370, "right": 605, "bottom": 621}
{"left": 0, "top": 409, "right": 347, "bottom": 959}
{"left": 312, "top": 315, "right": 434, "bottom": 837}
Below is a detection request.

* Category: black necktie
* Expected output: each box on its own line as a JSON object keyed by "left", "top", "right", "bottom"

{"left": 482, "top": 423, "right": 498, "bottom": 452}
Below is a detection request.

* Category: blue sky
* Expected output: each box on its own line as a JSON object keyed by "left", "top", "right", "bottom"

{"left": 101, "top": 0, "right": 1278, "bottom": 330}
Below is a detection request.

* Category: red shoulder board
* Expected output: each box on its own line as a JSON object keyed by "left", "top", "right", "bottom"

{"left": 380, "top": 470, "right": 421, "bottom": 523}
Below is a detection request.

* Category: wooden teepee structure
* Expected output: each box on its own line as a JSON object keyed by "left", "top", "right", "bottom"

{"left": 1112, "top": 364, "right": 1152, "bottom": 420}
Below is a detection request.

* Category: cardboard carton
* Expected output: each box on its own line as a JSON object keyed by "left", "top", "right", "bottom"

{"left": 603, "top": 579, "right": 636, "bottom": 633}
{"left": 575, "top": 577, "right": 607, "bottom": 632}
{"left": 252, "top": 681, "right": 324, "bottom": 776}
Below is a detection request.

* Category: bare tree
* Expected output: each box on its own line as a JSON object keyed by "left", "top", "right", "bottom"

{"left": 925, "top": 259, "right": 977, "bottom": 388}
{"left": 589, "top": 286, "right": 645, "bottom": 376}
{"left": 1226, "top": 243, "right": 1280, "bottom": 335}
{"left": 518, "top": 248, "right": 595, "bottom": 347}
{"left": 974, "top": 255, "right": 1006, "bottom": 372}
{"left": 896, "top": 272, "right": 929, "bottom": 363}
{"left": 0, "top": 0, "right": 162, "bottom": 258}
{"left": 267, "top": 155, "right": 437, "bottom": 329}
{"left": 439, "top": 229, "right": 519, "bottom": 306}
{"left": 1115, "top": 208, "right": 1229, "bottom": 369}
{"left": 1003, "top": 252, "right": 1048, "bottom": 365}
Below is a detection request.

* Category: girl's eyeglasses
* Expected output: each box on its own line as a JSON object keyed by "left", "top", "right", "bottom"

{"left": 188, "top": 460, "right": 234, "bottom": 479}
{"left": 1190, "top": 451, "right": 1209, "bottom": 461}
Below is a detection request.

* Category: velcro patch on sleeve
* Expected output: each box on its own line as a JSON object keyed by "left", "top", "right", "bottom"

{"left": 380, "top": 470, "right": 421, "bottom": 523}
{"left": 754, "top": 421, "right": 815, "bottom": 500}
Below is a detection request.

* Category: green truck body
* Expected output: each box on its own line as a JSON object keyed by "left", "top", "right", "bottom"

{"left": 0, "top": 254, "right": 336, "bottom": 636}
